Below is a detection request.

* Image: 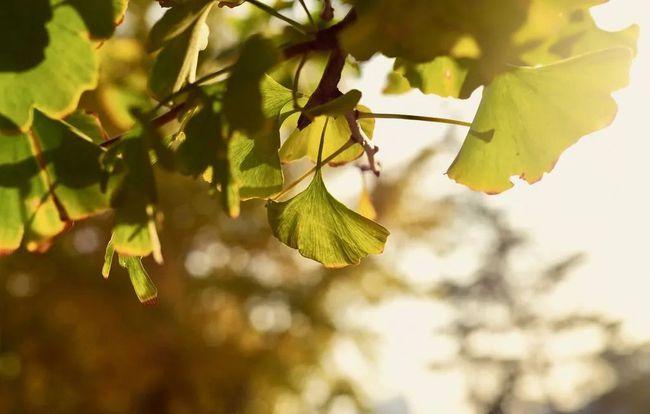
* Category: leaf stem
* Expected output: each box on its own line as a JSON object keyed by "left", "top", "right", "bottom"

{"left": 272, "top": 139, "right": 356, "bottom": 201}
{"left": 297, "top": 0, "right": 316, "bottom": 27}
{"left": 356, "top": 111, "right": 472, "bottom": 128}
{"left": 154, "top": 65, "right": 233, "bottom": 111}
{"left": 244, "top": 0, "right": 307, "bottom": 34}
{"left": 292, "top": 53, "right": 309, "bottom": 110}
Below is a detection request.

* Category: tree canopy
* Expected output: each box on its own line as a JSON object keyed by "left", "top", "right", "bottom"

{"left": 0, "top": 0, "right": 638, "bottom": 302}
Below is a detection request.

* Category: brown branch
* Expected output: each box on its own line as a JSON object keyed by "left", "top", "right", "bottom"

{"left": 345, "top": 111, "right": 380, "bottom": 176}
{"left": 296, "top": 47, "right": 346, "bottom": 129}
{"left": 282, "top": 8, "right": 356, "bottom": 59}
{"left": 321, "top": 0, "right": 334, "bottom": 21}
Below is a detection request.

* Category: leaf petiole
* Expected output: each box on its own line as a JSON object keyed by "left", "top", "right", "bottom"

{"left": 272, "top": 138, "right": 356, "bottom": 201}
{"left": 244, "top": 0, "right": 308, "bottom": 34}
{"left": 297, "top": 0, "right": 316, "bottom": 27}
{"left": 356, "top": 111, "right": 472, "bottom": 127}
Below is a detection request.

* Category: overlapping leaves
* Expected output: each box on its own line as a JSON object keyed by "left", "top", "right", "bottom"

{"left": 0, "top": 0, "right": 640, "bottom": 288}
{"left": 268, "top": 170, "right": 389, "bottom": 268}
{"left": 0, "top": 112, "right": 109, "bottom": 254}
{"left": 0, "top": 0, "right": 128, "bottom": 132}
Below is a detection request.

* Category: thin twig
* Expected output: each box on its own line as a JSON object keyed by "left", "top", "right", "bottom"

{"left": 244, "top": 0, "right": 307, "bottom": 34}
{"left": 293, "top": 53, "right": 309, "bottom": 110}
{"left": 101, "top": 102, "right": 188, "bottom": 148}
{"left": 104, "top": 9, "right": 359, "bottom": 148}
{"left": 272, "top": 139, "right": 356, "bottom": 201}
{"left": 346, "top": 111, "right": 380, "bottom": 176}
{"left": 297, "top": 0, "right": 315, "bottom": 27}
{"left": 357, "top": 111, "right": 472, "bottom": 128}
{"left": 155, "top": 65, "right": 233, "bottom": 111}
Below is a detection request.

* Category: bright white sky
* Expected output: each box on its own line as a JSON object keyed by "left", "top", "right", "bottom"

{"left": 333, "top": 3, "right": 650, "bottom": 413}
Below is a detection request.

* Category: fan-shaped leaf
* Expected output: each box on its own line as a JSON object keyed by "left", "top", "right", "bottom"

{"left": 268, "top": 171, "right": 389, "bottom": 268}
{"left": 223, "top": 35, "right": 280, "bottom": 134}
{"left": 447, "top": 48, "right": 633, "bottom": 193}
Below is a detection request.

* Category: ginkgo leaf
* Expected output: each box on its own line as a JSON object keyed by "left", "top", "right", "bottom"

{"left": 0, "top": 0, "right": 127, "bottom": 132}
{"left": 118, "top": 255, "right": 158, "bottom": 304}
{"left": 341, "top": 0, "right": 528, "bottom": 63}
{"left": 344, "top": 0, "right": 624, "bottom": 95}
{"left": 280, "top": 106, "right": 374, "bottom": 166}
{"left": 521, "top": 9, "right": 639, "bottom": 65}
{"left": 148, "top": 2, "right": 213, "bottom": 99}
{"left": 103, "top": 237, "right": 115, "bottom": 278}
{"left": 0, "top": 112, "right": 111, "bottom": 255}
{"left": 63, "top": 111, "right": 109, "bottom": 144}
{"left": 357, "top": 183, "right": 378, "bottom": 220}
{"left": 0, "top": 132, "right": 64, "bottom": 254}
{"left": 175, "top": 98, "right": 242, "bottom": 217}
{"left": 230, "top": 130, "right": 283, "bottom": 200}
{"left": 261, "top": 75, "right": 295, "bottom": 119}
{"left": 223, "top": 35, "right": 280, "bottom": 134}
{"left": 105, "top": 129, "right": 161, "bottom": 259}
{"left": 390, "top": 57, "right": 475, "bottom": 99}
{"left": 383, "top": 71, "right": 412, "bottom": 95}
{"left": 68, "top": 0, "right": 129, "bottom": 40}
{"left": 267, "top": 171, "right": 389, "bottom": 268}
{"left": 32, "top": 112, "right": 110, "bottom": 220}
{"left": 305, "top": 90, "right": 362, "bottom": 118}
{"left": 447, "top": 47, "right": 633, "bottom": 194}
{"left": 147, "top": 0, "right": 212, "bottom": 52}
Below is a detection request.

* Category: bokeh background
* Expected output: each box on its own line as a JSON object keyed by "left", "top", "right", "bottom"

{"left": 1, "top": 1, "right": 649, "bottom": 413}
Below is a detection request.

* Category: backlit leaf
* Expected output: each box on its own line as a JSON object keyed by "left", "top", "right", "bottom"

{"left": 280, "top": 106, "right": 374, "bottom": 166}
{"left": 105, "top": 129, "right": 161, "bottom": 259}
{"left": 148, "top": 2, "right": 213, "bottom": 99}
{"left": 230, "top": 130, "right": 283, "bottom": 200}
{"left": 223, "top": 35, "right": 280, "bottom": 134}
{"left": 447, "top": 48, "right": 633, "bottom": 194}
{"left": 268, "top": 171, "right": 389, "bottom": 268}
{"left": 118, "top": 255, "right": 158, "bottom": 304}
{"left": 0, "top": 0, "right": 126, "bottom": 132}
{"left": 0, "top": 112, "right": 111, "bottom": 254}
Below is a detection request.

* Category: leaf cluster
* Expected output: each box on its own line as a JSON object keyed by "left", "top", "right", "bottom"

{"left": 0, "top": 0, "right": 638, "bottom": 301}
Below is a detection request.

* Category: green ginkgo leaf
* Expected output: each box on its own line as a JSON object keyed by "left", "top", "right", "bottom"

{"left": 447, "top": 47, "right": 633, "bottom": 194}
{"left": 305, "top": 89, "right": 362, "bottom": 118}
{"left": 280, "top": 106, "right": 375, "bottom": 166}
{"left": 520, "top": 9, "right": 639, "bottom": 65}
{"left": 341, "top": 0, "right": 527, "bottom": 63}
{"left": 344, "top": 0, "right": 623, "bottom": 96}
{"left": 260, "top": 75, "right": 295, "bottom": 119}
{"left": 267, "top": 171, "right": 389, "bottom": 268}
{"left": 0, "top": 0, "right": 126, "bottom": 132}
{"left": 32, "top": 112, "right": 110, "bottom": 220}
{"left": 147, "top": 0, "right": 212, "bottom": 53}
{"left": 230, "top": 130, "right": 283, "bottom": 200}
{"left": 118, "top": 254, "right": 158, "bottom": 304}
{"left": 105, "top": 129, "right": 161, "bottom": 259}
{"left": 0, "top": 112, "right": 110, "bottom": 255}
{"left": 0, "top": 131, "right": 64, "bottom": 254}
{"left": 389, "top": 57, "right": 475, "bottom": 99}
{"left": 63, "top": 111, "right": 109, "bottom": 144}
{"left": 175, "top": 99, "right": 242, "bottom": 217}
{"left": 148, "top": 2, "right": 213, "bottom": 100}
{"left": 223, "top": 35, "right": 280, "bottom": 134}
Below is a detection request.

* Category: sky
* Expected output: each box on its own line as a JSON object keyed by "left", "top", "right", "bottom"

{"left": 336, "top": 2, "right": 650, "bottom": 413}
